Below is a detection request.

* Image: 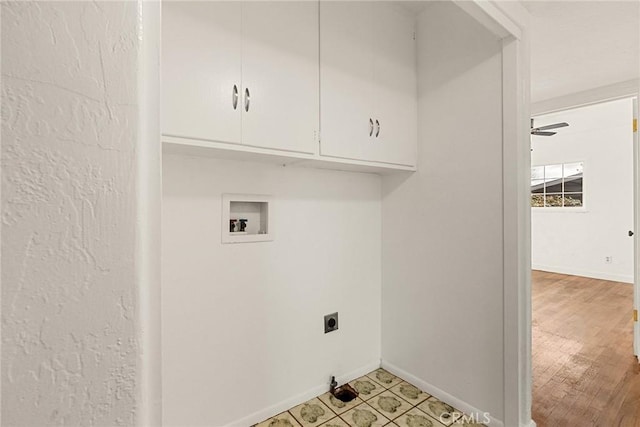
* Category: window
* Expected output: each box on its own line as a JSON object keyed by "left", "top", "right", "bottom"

{"left": 531, "top": 162, "right": 583, "bottom": 208}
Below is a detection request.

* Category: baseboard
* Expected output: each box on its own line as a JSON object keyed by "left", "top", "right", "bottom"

{"left": 523, "top": 420, "right": 537, "bottom": 427}
{"left": 380, "top": 360, "right": 504, "bottom": 427}
{"left": 225, "top": 360, "right": 381, "bottom": 427}
{"left": 532, "top": 264, "right": 633, "bottom": 284}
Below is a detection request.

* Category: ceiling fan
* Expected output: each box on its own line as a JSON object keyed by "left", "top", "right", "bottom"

{"left": 530, "top": 119, "right": 569, "bottom": 136}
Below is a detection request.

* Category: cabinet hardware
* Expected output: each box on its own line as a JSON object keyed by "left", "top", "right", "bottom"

{"left": 244, "top": 87, "right": 251, "bottom": 112}
{"left": 369, "top": 118, "right": 374, "bottom": 137}
{"left": 375, "top": 119, "right": 380, "bottom": 137}
{"left": 232, "top": 84, "right": 239, "bottom": 110}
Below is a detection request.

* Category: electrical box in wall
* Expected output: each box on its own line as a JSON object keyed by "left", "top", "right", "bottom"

{"left": 222, "top": 194, "right": 273, "bottom": 243}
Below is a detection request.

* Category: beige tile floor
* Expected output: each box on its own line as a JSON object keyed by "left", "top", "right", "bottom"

{"left": 254, "top": 368, "right": 487, "bottom": 427}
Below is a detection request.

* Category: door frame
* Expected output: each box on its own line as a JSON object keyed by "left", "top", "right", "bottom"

{"left": 634, "top": 97, "right": 639, "bottom": 356}
{"left": 432, "top": 5, "right": 536, "bottom": 426}
{"left": 458, "top": 2, "right": 534, "bottom": 426}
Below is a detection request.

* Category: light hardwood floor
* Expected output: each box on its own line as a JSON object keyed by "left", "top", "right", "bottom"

{"left": 532, "top": 270, "right": 640, "bottom": 427}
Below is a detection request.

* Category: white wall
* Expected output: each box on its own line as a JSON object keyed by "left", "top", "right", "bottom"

{"left": 162, "top": 155, "right": 382, "bottom": 426}
{"left": 531, "top": 98, "right": 635, "bottom": 283}
{"left": 381, "top": 2, "right": 506, "bottom": 423}
{"left": 1, "top": 2, "right": 160, "bottom": 425}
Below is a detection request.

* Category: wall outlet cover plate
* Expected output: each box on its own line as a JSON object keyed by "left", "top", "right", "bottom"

{"left": 324, "top": 312, "right": 338, "bottom": 333}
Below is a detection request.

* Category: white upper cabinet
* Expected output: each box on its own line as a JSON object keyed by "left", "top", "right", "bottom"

{"left": 320, "top": 1, "right": 417, "bottom": 167}
{"left": 371, "top": 3, "right": 418, "bottom": 166}
{"left": 319, "top": 2, "right": 375, "bottom": 162}
{"left": 163, "top": 1, "right": 417, "bottom": 172}
{"left": 163, "top": 2, "right": 242, "bottom": 145}
{"left": 242, "top": 2, "right": 319, "bottom": 154}
{"left": 162, "top": 2, "right": 319, "bottom": 154}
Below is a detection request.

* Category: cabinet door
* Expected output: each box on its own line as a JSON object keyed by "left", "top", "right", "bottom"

{"left": 162, "top": 2, "right": 242, "bottom": 145}
{"left": 371, "top": 3, "right": 418, "bottom": 166}
{"left": 241, "top": 2, "right": 319, "bottom": 154}
{"left": 319, "top": 1, "right": 376, "bottom": 161}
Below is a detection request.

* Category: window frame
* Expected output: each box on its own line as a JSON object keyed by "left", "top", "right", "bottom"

{"left": 531, "top": 161, "right": 587, "bottom": 212}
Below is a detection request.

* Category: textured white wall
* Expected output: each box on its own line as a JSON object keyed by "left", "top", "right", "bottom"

{"left": 1, "top": 2, "right": 159, "bottom": 425}
{"left": 381, "top": 2, "right": 505, "bottom": 422}
{"left": 532, "top": 98, "right": 635, "bottom": 283}
{"left": 162, "top": 154, "right": 382, "bottom": 426}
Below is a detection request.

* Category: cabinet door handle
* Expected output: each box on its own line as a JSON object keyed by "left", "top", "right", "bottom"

{"left": 232, "top": 85, "right": 239, "bottom": 110}
{"left": 244, "top": 87, "right": 251, "bottom": 112}
{"left": 375, "top": 119, "right": 380, "bottom": 137}
{"left": 369, "top": 118, "right": 374, "bottom": 137}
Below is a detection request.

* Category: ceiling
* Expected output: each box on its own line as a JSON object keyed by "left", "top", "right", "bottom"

{"left": 523, "top": 1, "right": 639, "bottom": 104}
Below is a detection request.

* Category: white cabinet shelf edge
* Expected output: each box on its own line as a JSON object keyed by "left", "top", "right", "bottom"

{"left": 163, "top": 136, "right": 417, "bottom": 175}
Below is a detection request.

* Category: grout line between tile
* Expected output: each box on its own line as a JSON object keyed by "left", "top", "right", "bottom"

{"left": 259, "top": 370, "right": 477, "bottom": 427}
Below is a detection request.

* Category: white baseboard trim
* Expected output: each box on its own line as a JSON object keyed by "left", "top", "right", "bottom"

{"left": 380, "top": 360, "right": 504, "bottom": 427}
{"left": 523, "top": 420, "right": 537, "bottom": 427}
{"left": 532, "top": 264, "right": 633, "bottom": 284}
{"left": 225, "top": 360, "right": 381, "bottom": 427}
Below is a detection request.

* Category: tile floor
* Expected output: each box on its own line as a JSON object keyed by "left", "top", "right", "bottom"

{"left": 254, "top": 368, "right": 486, "bottom": 427}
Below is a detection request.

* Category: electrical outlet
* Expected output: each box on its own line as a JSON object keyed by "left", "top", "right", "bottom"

{"left": 605, "top": 256, "right": 613, "bottom": 264}
{"left": 324, "top": 312, "right": 338, "bottom": 334}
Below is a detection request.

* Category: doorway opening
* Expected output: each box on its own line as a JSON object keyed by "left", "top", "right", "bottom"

{"left": 530, "top": 97, "right": 639, "bottom": 426}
